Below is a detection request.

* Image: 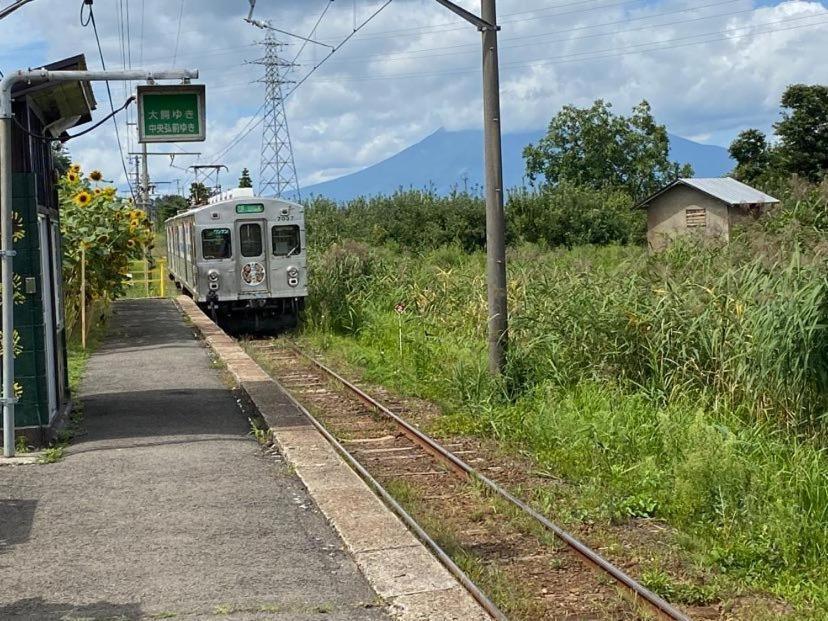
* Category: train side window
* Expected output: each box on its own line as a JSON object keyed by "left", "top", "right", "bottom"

{"left": 202, "top": 228, "right": 232, "bottom": 260}
{"left": 272, "top": 225, "right": 301, "bottom": 257}
{"left": 240, "top": 223, "right": 263, "bottom": 257}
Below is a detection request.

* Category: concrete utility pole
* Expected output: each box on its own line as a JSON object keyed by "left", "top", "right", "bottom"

{"left": 1, "top": 68, "right": 198, "bottom": 458}
{"left": 141, "top": 143, "right": 150, "bottom": 213}
{"left": 434, "top": 0, "right": 508, "bottom": 374}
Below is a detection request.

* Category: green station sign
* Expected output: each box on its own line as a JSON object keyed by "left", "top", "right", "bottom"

{"left": 137, "top": 84, "right": 206, "bottom": 143}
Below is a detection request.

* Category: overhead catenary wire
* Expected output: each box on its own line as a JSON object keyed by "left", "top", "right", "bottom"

{"left": 283, "top": 0, "right": 394, "bottom": 99}
{"left": 201, "top": 12, "right": 828, "bottom": 93}
{"left": 207, "top": 0, "right": 393, "bottom": 165}
{"left": 172, "top": 0, "right": 185, "bottom": 66}
{"left": 291, "top": 0, "right": 335, "bottom": 65}
{"left": 80, "top": 0, "right": 136, "bottom": 201}
{"left": 320, "top": 0, "right": 748, "bottom": 65}
{"left": 276, "top": 13, "right": 828, "bottom": 84}
{"left": 188, "top": 0, "right": 752, "bottom": 76}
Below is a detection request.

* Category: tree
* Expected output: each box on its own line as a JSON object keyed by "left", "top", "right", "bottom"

{"left": 729, "top": 129, "right": 771, "bottom": 183}
{"left": 774, "top": 84, "right": 828, "bottom": 182}
{"left": 52, "top": 143, "right": 71, "bottom": 177}
{"left": 238, "top": 168, "right": 253, "bottom": 188}
{"left": 154, "top": 194, "right": 190, "bottom": 226}
{"left": 189, "top": 182, "right": 210, "bottom": 206}
{"left": 524, "top": 100, "right": 692, "bottom": 200}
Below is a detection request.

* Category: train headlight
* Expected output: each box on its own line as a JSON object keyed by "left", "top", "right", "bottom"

{"left": 287, "top": 266, "right": 299, "bottom": 287}
{"left": 208, "top": 269, "right": 220, "bottom": 291}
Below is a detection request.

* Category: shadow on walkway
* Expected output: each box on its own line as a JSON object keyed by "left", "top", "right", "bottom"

{"left": 0, "top": 598, "right": 142, "bottom": 620}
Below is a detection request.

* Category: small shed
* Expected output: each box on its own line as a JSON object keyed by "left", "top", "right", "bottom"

{"left": 1, "top": 54, "right": 96, "bottom": 446}
{"left": 637, "top": 178, "right": 780, "bottom": 251}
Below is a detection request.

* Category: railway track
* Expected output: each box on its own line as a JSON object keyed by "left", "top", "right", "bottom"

{"left": 245, "top": 340, "right": 692, "bottom": 621}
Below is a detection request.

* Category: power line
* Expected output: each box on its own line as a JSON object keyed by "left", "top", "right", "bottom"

{"left": 80, "top": 0, "right": 136, "bottom": 200}
{"left": 318, "top": 0, "right": 653, "bottom": 42}
{"left": 202, "top": 11, "right": 828, "bottom": 93}
{"left": 300, "top": 15, "right": 828, "bottom": 83}
{"left": 139, "top": 0, "right": 145, "bottom": 65}
{"left": 209, "top": 104, "right": 266, "bottom": 163}
{"left": 284, "top": 0, "right": 394, "bottom": 99}
{"left": 178, "top": 1, "right": 754, "bottom": 77}
{"left": 291, "top": 0, "right": 335, "bottom": 65}
{"left": 316, "top": 0, "right": 744, "bottom": 65}
{"left": 207, "top": 0, "right": 393, "bottom": 164}
{"left": 172, "top": 0, "right": 185, "bottom": 66}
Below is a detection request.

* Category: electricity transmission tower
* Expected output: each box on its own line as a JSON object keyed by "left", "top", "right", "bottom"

{"left": 252, "top": 29, "right": 300, "bottom": 198}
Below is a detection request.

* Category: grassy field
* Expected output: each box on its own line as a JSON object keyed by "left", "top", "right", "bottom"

{"left": 300, "top": 205, "right": 827, "bottom": 616}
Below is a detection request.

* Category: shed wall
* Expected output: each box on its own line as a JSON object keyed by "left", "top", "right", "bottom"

{"left": 647, "top": 185, "right": 729, "bottom": 251}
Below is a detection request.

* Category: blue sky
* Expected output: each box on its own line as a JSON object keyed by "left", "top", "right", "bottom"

{"left": 0, "top": 0, "right": 826, "bottom": 195}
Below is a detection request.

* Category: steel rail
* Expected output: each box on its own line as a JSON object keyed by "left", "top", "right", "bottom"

{"left": 291, "top": 346, "right": 691, "bottom": 621}
{"left": 262, "top": 361, "right": 509, "bottom": 621}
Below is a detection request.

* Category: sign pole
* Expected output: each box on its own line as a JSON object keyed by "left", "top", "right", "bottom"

{"left": 0, "top": 68, "right": 199, "bottom": 457}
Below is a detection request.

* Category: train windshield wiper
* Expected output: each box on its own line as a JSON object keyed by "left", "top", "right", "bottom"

{"left": 286, "top": 245, "right": 299, "bottom": 258}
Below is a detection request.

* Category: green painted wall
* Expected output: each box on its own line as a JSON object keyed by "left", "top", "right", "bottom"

{"left": 11, "top": 173, "right": 48, "bottom": 429}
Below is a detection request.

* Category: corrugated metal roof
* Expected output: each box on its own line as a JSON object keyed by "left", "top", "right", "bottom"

{"left": 678, "top": 177, "right": 779, "bottom": 205}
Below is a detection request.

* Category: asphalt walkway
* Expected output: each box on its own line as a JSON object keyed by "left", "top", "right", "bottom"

{"left": 0, "top": 299, "right": 389, "bottom": 620}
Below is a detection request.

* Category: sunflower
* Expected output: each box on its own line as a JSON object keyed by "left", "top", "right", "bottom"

{"left": 103, "top": 187, "right": 116, "bottom": 198}
{"left": 73, "top": 191, "right": 92, "bottom": 207}
{"left": 130, "top": 218, "right": 140, "bottom": 229}
{"left": 126, "top": 239, "right": 136, "bottom": 248}
{"left": 96, "top": 234, "right": 109, "bottom": 245}
{"left": 93, "top": 188, "right": 102, "bottom": 195}
{"left": 70, "top": 163, "right": 81, "bottom": 173}
{"left": 89, "top": 170, "right": 103, "bottom": 181}
{"left": 66, "top": 171, "right": 78, "bottom": 183}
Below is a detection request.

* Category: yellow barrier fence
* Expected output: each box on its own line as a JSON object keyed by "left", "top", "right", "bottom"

{"left": 123, "top": 257, "right": 167, "bottom": 299}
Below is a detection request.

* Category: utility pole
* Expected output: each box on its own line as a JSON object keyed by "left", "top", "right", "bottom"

{"left": 141, "top": 143, "right": 149, "bottom": 213}
{"left": 432, "top": 0, "right": 508, "bottom": 374}
{"left": 480, "top": 0, "right": 507, "bottom": 375}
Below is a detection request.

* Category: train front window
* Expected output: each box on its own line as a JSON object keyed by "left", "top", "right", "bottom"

{"left": 202, "top": 228, "right": 232, "bottom": 260}
{"left": 272, "top": 225, "right": 301, "bottom": 257}
{"left": 240, "top": 223, "right": 263, "bottom": 257}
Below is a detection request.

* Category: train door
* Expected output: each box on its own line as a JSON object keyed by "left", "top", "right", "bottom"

{"left": 235, "top": 220, "right": 269, "bottom": 295}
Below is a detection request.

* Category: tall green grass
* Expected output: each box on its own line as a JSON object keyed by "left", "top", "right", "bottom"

{"left": 303, "top": 204, "right": 828, "bottom": 608}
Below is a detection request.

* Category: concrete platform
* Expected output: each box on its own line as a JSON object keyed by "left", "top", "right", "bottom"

{"left": 0, "top": 299, "right": 390, "bottom": 620}
{"left": 178, "top": 296, "right": 492, "bottom": 621}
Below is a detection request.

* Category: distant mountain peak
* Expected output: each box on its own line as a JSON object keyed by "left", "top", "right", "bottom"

{"left": 300, "top": 128, "right": 733, "bottom": 202}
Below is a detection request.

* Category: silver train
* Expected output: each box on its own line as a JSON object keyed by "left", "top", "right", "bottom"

{"left": 165, "top": 188, "right": 307, "bottom": 329}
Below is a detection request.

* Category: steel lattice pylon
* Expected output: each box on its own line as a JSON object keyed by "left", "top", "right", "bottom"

{"left": 253, "top": 30, "right": 300, "bottom": 199}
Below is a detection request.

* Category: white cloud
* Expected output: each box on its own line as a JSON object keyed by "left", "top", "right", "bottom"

{"left": 0, "top": 0, "right": 825, "bottom": 194}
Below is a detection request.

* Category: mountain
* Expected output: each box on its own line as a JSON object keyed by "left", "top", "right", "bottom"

{"left": 299, "top": 128, "right": 734, "bottom": 202}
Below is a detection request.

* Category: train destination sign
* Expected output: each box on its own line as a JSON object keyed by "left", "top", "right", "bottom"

{"left": 137, "top": 84, "right": 206, "bottom": 143}
{"left": 236, "top": 203, "right": 264, "bottom": 214}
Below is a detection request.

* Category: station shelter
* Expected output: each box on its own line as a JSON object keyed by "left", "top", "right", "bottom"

{"left": 0, "top": 54, "right": 96, "bottom": 446}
